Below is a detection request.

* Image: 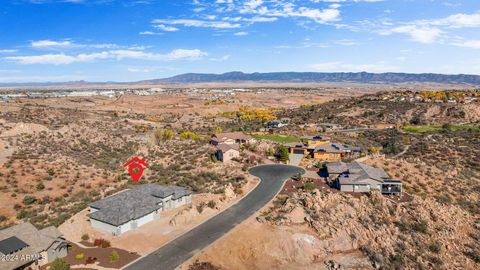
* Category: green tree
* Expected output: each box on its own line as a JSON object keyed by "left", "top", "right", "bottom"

{"left": 215, "top": 127, "right": 223, "bottom": 134}
{"left": 275, "top": 145, "right": 290, "bottom": 162}
{"left": 50, "top": 258, "right": 70, "bottom": 270}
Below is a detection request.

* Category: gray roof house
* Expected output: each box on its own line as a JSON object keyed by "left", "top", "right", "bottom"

{"left": 326, "top": 161, "right": 402, "bottom": 194}
{"left": 88, "top": 184, "right": 192, "bottom": 235}
{"left": 0, "top": 222, "right": 68, "bottom": 270}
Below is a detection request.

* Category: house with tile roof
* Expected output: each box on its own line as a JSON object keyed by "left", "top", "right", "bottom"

{"left": 0, "top": 222, "right": 68, "bottom": 270}
{"left": 87, "top": 184, "right": 192, "bottom": 235}
{"left": 326, "top": 161, "right": 402, "bottom": 194}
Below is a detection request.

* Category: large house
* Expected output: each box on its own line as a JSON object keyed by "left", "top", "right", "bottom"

{"left": 215, "top": 143, "right": 240, "bottom": 163}
{"left": 287, "top": 135, "right": 360, "bottom": 161}
{"left": 0, "top": 222, "right": 68, "bottom": 270}
{"left": 211, "top": 132, "right": 254, "bottom": 145}
{"left": 88, "top": 184, "right": 192, "bottom": 236}
{"left": 326, "top": 161, "right": 402, "bottom": 194}
{"left": 313, "top": 143, "right": 361, "bottom": 161}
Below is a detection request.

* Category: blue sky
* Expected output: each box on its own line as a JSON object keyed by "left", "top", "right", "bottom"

{"left": 0, "top": 0, "right": 480, "bottom": 82}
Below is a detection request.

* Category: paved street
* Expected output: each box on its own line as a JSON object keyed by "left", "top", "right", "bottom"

{"left": 124, "top": 164, "right": 305, "bottom": 270}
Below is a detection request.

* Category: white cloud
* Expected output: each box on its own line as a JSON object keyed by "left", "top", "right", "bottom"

{"left": 311, "top": 61, "right": 397, "bottom": 72}
{"left": 152, "top": 19, "right": 241, "bottom": 29}
{"left": 386, "top": 25, "right": 442, "bottom": 44}
{"left": 6, "top": 49, "right": 208, "bottom": 65}
{"left": 0, "top": 49, "right": 18, "bottom": 54}
{"left": 128, "top": 68, "right": 151, "bottom": 73}
{"left": 452, "top": 40, "right": 480, "bottom": 49}
{"left": 234, "top": 31, "right": 249, "bottom": 36}
{"left": 244, "top": 0, "right": 263, "bottom": 9}
{"left": 139, "top": 31, "right": 163, "bottom": 35}
{"left": 153, "top": 24, "right": 179, "bottom": 32}
{"left": 430, "top": 12, "right": 480, "bottom": 28}
{"left": 30, "top": 39, "right": 119, "bottom": 49}
{"left": 31, "top": 40, "right": 72, "bottom": 48}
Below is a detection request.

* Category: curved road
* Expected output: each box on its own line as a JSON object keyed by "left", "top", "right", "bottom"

{"left": 125, "top": 164, "right": 305, "bottom": 270}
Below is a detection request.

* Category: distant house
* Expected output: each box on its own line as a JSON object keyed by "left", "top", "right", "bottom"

{"left": 88, "top": 184, "right": 192, "bottom": 235}
{"left": 318, "top": 123, "right": 342, "bottom": 130}
{"left": 286, "top": 135, "right": 360, "bottom": 161}
{"left": 211, "top": 132, "right": 255, "bottom": 145}
{"left": 266, "top": 118, "right": 290, "bottom": 129}
{"left": 313, "top": 143, "right": 361, "bottom": 161}
{"left": 215, "top": 143, "right": 240, "bottom": 163}
{"left": 370, "top": 123, "right": 400, "bottom": 129}
{"left": 301, "top": 135, "right": 331, "bottom": 148}
{"left": 326, "top": 161, "right": 402, "bottom": 194}
{"left": 0, "top": 222, "right": 68, "bottom": 270}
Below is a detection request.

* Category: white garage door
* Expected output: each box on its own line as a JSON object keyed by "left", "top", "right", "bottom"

{"left": 136, "top": 212, "right": 155, "bottom": 227}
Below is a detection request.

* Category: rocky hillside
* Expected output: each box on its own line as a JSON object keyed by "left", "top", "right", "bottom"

{"left": 281, "top": 90, "right": 480, "bottom": 127}
{"left": 261, "top": 190, "right": 479, "bottom": 270}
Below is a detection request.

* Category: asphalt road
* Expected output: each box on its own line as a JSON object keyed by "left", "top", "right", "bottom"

{"left": 124, "top": 164, "right": 305, "bottom": 270}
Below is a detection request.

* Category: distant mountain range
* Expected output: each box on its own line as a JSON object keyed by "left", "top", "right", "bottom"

{"left": 2, "top": 71, "right": 480, "bottom": 87}
{"left": 144, "top": 71, "right": 480, "bottom": 85}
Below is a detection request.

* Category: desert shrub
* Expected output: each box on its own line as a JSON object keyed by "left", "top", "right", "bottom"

{"left": 75, "top": 253, "right": 85, "bottom": 260}
{"left": 23, "top": 195, "right": 36, "bottom": 205}
{"left": 50, "top": 258, "right": 70, "bottom": 270}
{"left": 292, "top": 173, "right": 303, "bottom": 181}
{"left": 180, "top": 131, "right": 200, "bottom": 141}
{"left": 47, "top": 168, "right": 55, "bottom": 176}
{"left": 109, "top": 250, "right": 120, "bottom": 262}
{"left": 0, "top": 216, "right": 6, "bottom": 222}
{"left": 304, "top": 182, "right": 316, "bottom": 191}
{"left": 207, "top": 200, "right": 216, "bottom": 209}
{"left": 196, "top": 202, "right": 205, "bottom": 214}
{"left": 188, "top": 260, "right": 221, "bottom": 270}
{"left": 154, "top": 129, "right": 174, "bottom": 143}
{"left": 93, "top": 238, "right": 111, "bottom": 248}
{"left": 429, "top": 242, "right": 441, "bottom": 253}
{"left": 36, "top": 181, "right": 45, "bottom": 190}
{"left": 85, "top": 257, "right": 97, "bottom": 264}
{"left": 81, "top": 234, "right": 89, "bottom": 241}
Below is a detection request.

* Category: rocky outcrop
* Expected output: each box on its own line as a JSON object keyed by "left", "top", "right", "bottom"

{"left": 263, "top": 190, "right": 478, "bottom": 269}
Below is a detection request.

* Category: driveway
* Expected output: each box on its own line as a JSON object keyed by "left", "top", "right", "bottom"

{"left": 288, "top": 153, "right": 304, "bottom": 166}
{"left": 124, "top": 164, "right": 305, "bottom": 270}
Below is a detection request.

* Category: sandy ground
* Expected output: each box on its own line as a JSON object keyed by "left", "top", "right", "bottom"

{"left": 59, "top": 177, "right": 259, "bottom": 255}
{"left": 179, "top": 217, "right": 372, "bottom": 270}
{"left": 0, "top": 139, "right": 14, "bottom": 165}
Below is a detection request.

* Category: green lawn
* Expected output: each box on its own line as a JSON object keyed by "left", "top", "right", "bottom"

{"left": 403, "top": 124, "right": 479, "bottom": 133}
{"left": 252, "top": 134, "right": 300, "bottom": 143}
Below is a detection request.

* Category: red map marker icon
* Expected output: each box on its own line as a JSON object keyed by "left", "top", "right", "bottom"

{"left": 123, "top": 157, "right": 149, "bottom": 183}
